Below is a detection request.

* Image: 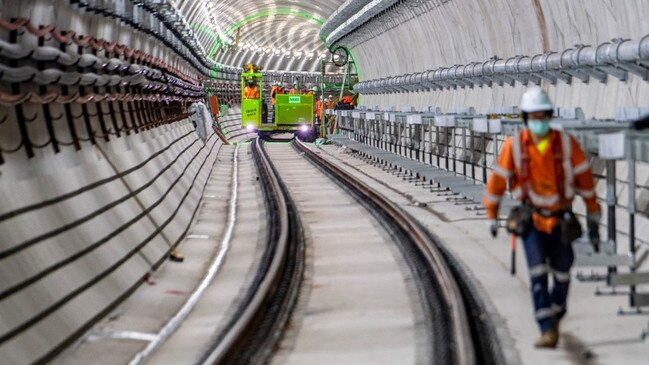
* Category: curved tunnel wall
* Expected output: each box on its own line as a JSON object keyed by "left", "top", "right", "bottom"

{"left": 1, "top": 0, "right": 648, "bottom": 362}
{"left": 0, "top": 120, "right": 221, "bottom": 364}
{"left": 0, "top": 1, "right": 231, "bottom": 363}
{"left": 350, "top": 0, "right": 649, "bottom": 118}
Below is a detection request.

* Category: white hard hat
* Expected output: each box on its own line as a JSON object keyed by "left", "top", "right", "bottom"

{"left": 520, "top": 87, "right": 553, "bottom": 113}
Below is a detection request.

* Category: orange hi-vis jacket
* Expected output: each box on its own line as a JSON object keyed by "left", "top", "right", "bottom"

{"left": 483, "top": 129, "right": 600, "bottom": 233}
{"left": 315, "top": 99, "right": 323, "bottom": 119}
{"left": 288, "top": 88, "right": 297, "bottom": 95}
{"left": 341, "top": 96, "right": 354, "bottom": 104}
{"left": 244, "top": 86, "right": 259, "bottom": 99}
{"left": 270, "top": 85, "right": 282, "bottom": 104}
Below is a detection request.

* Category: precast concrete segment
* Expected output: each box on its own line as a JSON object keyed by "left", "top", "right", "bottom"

{"left": 316, "top": 144, "right": 649, "bottom": 365}
{"left": 52, "top": 145, "right": 239, "bottom": 365}
{"left": 0, "top": 120, "right": 221, "bottom": 364}
{"left": 263, "top": 142, "right": 422, "bottom": 365}
{"left": 350, "top": 0, "right": 649, "bottom": 119}
{"left": 143, "top": 143, "right": 268, "bottom": 364}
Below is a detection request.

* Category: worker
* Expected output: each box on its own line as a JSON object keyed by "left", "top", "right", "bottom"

{"left": 483, "top": 87, "right": 601, "bottom": 348}
{"left": 336, "top": 91, "right": 356, "bottom": 110}
{"left": 325, "top": 95, "right": 336, "bottom": 109}
{"left": 325, "top": 95, "right": 337, "bottom": 133}
{"left": 289, "top": 81, "right": 299, "bottom": 95}
{"left": 313, "top": 87, "right": 323, "bottom": 124}
{"left": 340, "top": 94, "right": 354, "bottom": 105}
{"left": 270, "top": 81, "right": 282, "bottom": 105}
{"left": 243, "top": 78, "right": 260, "bottom": 99}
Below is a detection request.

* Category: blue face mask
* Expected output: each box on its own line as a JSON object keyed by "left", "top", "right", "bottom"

{"left": 527, "top": 119, "right": 551, "bottom": 136}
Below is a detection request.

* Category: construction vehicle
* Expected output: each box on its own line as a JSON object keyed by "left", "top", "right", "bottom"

{"left": 241, "top": 64, "right": 318, "bottom": 141}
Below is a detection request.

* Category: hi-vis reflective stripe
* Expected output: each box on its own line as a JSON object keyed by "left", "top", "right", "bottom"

{"left": 512, "top": 134, "right": 522, "bottom": 171}
{"left": 536, "top": 307, "right": 555, "bottom": 320}
{"left": 493, "top": 165, "right": 513, "bottom": 178}
{"left": 511, "top": 131, "right": 580, "bottom": 204}
{"left": 551, "top": 303, "right": 566, "bottom": 314}
{"left": 528, "top": 189, "right": 560, "bottom": 207}
{"left": 484, "top": 192, "right": 502, "bottom": 204}
{"left": 552, "top": 270, "right": 571, "bottom": 283}
{"left": 529, "top": 264, "right": 549, "bottom": 278}
{"left": 512, "top": 186, "right": 522, "bottom": 199}
{"left": 561, "top": 132, "right": 575, "bottom": 200}
{"left": 573, "top": 160, "right": 590, "bottom": 175}
{"left": 576, "top": 188, "right": 596, "bottom": 198}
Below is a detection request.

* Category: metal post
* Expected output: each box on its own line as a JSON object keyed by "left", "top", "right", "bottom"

{"left": 389, "top": 121, "right": 394, "bottom": 152}
{"left": 461, "top": 126, "right": 467, "bottom": 176}
{"left": 481, "top": 132, "right": 488, "bottom": 183}
{"left": 436, "top": 126, "right": 441, "bottom": 167}
{"left": 470, "top": 130, "right": 476, "bottom": 181}
{"left": 451, "top": 127, "right": 457, "bottom": 173}
{"left": 381, "top": 118, "right": 388, "bottom": 150}
{"left": 394, "top": 123, "right": 401, "bottom": 156}
{"left": 627, "top": 146, "right": 637, "bottom": 307}
{"left": 444, "top": 128, "right": 451, "bottom": 171}
{"left": 428, "top": 123, "right": 434, "bottom": 165}
{"left": 606, "top": 159, "right": 617, "bottom": 274}
{"left": 408, "top": 124, "right": 413, "bottom": 159}
{"left": 417, "top": 122, "right": 426, "bottom": 163}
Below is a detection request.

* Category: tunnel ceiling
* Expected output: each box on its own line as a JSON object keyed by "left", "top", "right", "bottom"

{"left": 174, "top": 0, "right": 346, "bottom": 72}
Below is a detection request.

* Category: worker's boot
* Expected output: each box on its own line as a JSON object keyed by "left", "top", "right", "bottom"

{"left": 169, "top": 249, "right": 184, "bottom": 262}
{"left": 534, "top": 328, "right": 559, "bottom": 348}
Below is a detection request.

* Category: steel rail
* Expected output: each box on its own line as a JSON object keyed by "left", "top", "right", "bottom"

{"left": 198, "top": 138, "right": 302, "bottom": 365}
{"left": 293, "top": 138, "right": 477, "bottom": 365}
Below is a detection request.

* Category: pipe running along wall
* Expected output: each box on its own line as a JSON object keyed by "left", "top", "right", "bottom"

{"left": 324, "top": 0, "right": 649, "bottom": 119}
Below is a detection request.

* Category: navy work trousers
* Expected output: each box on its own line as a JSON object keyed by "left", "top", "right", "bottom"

{"left": 522, "top": 225, "right": 574, "bottom": 332}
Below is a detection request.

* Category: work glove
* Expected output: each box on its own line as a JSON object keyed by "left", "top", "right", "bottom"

{"left": 488, "top": 220, "right": 499, "bottom": 238}
{"left": 586, "top": 213, "right": 601, "bottom": 253}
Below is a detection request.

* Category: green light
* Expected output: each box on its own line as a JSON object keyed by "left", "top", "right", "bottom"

{"left": 191, "top": 9, "right": 325, "bottom": 59}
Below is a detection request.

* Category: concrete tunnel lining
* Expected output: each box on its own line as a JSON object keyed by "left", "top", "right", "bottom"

{"left": 0, "top": 0, "right": 648, "bottom": 363}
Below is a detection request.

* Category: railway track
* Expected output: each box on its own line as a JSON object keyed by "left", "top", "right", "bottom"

{"left": 195, "top": 137, "right": 498, "bottom": 364}
{"left": 196, "top": 138, "right": 306, "bottom": 364}
{"left": 57, "top": 136, "right": 500, "bottom": 364}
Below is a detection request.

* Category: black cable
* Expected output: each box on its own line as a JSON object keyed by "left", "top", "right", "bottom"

{"left": 632, "top": 114, "right": 649, "bottom": 130}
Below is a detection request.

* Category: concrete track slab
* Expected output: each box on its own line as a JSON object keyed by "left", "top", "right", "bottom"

{"left": 317, "top": 143, "right": 648, "bottom": 365}
{"left": 265, "top": 143, "right": 424, "bottom": 365}
{"left": 51, "top": 145, "right": 257, "bottom": 365}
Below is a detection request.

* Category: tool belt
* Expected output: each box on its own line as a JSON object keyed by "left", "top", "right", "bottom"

{"left": 532, "top": 208, "right": 582, "bottom": 243}
{"left": 556, "top": 209, "right": 583, "bottom": 244}
{"left": 507, "top": 205, "right": 582, "bottom": 244}
{"left": 506, "top": 204, "right": 533, "bottom": 237}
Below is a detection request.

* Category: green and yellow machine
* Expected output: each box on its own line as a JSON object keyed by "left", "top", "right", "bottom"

{"left": 241, "top": 66, "right": 318, "bottom": 141}
{"left": 241, "top": 72, "right": 264, "bottom": 128}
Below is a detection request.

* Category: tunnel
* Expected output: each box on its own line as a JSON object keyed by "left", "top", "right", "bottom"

{"left": 1, "top": 1, "right": 648, "bottom": 364}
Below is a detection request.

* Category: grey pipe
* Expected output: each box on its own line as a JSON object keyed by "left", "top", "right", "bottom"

{"left": 355, "top": 36, "right": 649, "bottom": 94}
